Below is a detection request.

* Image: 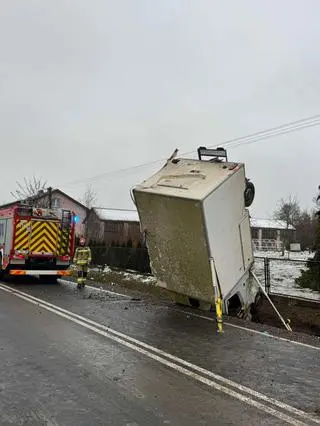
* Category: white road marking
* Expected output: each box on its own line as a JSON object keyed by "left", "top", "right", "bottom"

{"left": 0, "top": 283, "right": 318, "bottom": 426}
{"left": 58, "top": 278, "right": 131, "bottom": 299}
{"left": 177, "top": 309, "right": 320, "bottom": 351}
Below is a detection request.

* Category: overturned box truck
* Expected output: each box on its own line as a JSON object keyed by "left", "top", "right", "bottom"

{"left": 133, "top": 147, "right": 260, "bottom": 323}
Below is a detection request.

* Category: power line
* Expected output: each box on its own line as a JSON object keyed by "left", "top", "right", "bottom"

{"left": 210, "top": 114, "right": 320, "bottom": 149}
{"left": 61, "top": 114, "right": 320, "bottom": 187}
{"left": 63, "top": 158, "right": 166, "bottom": 187}
{"left": 224, "top": 117, "right": 320, "bottom": 150}
{"left": 229, "top": 119, "right": 320, "bottom": 150}
{"left": 175, "top": 115, "right": 320, "bottom": 156}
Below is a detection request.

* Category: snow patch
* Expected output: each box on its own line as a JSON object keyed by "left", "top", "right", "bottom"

{"left": 94, "top": 208, "right": 139, "bottom": 222}
{"left": 254, "top": 250, "right": 313, "bottom": 261}
{"left": 253, "top": 251, "right": 320, "bottom": 301}
{"left": 251, "top": 218, "right": 295, "bottom": 230}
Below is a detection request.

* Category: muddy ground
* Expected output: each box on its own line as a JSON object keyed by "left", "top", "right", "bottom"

{"left": 254, "top": 293, "right": 320, "bottom": 336}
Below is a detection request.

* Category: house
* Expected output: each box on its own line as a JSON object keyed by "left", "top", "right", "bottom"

{"left": 250, "top": 218, "right": 296, "bottom": 251}
{"left": 86, "top": 208, "right": 141, "bottom": 247}
{"left": 0, "top": 189, "right": 88, "bottom": 237}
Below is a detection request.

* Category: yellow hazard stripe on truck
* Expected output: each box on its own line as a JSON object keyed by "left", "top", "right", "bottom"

{"left": 57, "top": 228, "right": 72, "bottom": 256}
{"left": 14, "top": 220, "right": 30, "bottom": 251}
{"left": 14, "top": 219, "right": 72, "bottom": 255}
{"left": 29, "top": 221, "right": 59, "bottom": 254}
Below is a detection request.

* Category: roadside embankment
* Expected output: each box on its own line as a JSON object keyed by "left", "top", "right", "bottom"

{"left": 71, "top": 267, "right": 320, "bottom": 337}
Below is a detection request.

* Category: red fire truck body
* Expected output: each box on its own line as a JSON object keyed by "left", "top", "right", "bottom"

{"left": 0, "top": 205, "right": 76, "bottom": 279}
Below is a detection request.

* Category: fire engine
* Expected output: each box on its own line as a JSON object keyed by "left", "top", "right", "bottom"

{"left": 0, "top": 204, "right": 76, "bottom": 281}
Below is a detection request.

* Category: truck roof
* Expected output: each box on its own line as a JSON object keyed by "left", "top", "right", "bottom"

{"left": 134, "top": 158, "right": 245, "bottom": 201}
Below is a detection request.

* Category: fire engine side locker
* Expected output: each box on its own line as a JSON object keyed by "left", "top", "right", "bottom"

{"left": 0, "top": 218, "right": 7, "bottom": 267}
{"left": 133, "top": 158, "right": 255, "bottom": 313}
{"left": 0, "top": 213, "right": 14, "bottom": 270}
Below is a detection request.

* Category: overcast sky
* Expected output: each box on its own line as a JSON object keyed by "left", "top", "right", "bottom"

{"left": 1, "top": 0, "right": 320, "bottom": 218}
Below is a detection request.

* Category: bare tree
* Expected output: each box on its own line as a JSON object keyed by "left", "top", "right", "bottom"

{"left": 80, "top": 185, "right": 97, "bottom": 239}
{"left": 296, "top": 187, "right": 320, "bottom": 291}
{"left": 80, "top": 185, "right": 97, "bottom": 209}
{"left": 274, "top": 195, "right": 301, "bottom": 254}
{"left": 295, "top": 209, "right": 317, "bottom": 251}
{"left": 274, "top": 195, "right": 301, "bottom": 227}
{"left": 11, "top": 176, "right": 49, "bottom": 207}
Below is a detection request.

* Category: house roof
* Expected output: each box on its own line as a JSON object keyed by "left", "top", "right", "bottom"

{"left": 93, "top": 208, "right": 139, "bottom": 222}
{"left": 49, "top": 189, "right": 87, "bottom": 210}
{"left": 250, "top": 218, "right": 295, "bottom": 230}
{"left": 90, "top": 208, "right": 295, "bottom": 230}
{"left": 0, "top": 200, "right": 19, "bottom": 209}
{"left": 0, "top": 189, "right": 87, "bottom": 211}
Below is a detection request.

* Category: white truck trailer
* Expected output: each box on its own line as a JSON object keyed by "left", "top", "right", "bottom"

{"left": 132, "top": 147, "right": 260, "bottom": 322}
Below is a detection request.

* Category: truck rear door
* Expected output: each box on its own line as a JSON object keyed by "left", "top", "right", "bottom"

{"left": 29, "top": 219, "right": 60, "bottom": 255}
{"left": 13, "top": 208, "right": 73, "bottom": 257}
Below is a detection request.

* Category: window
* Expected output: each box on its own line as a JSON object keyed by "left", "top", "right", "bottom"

{"left": 0, "top": 222, "right": 5, "bottom": 239}
{"left": 52, "top": 198, "right": 61, "bottom": 208}
{"left": 251, "top": 228, "right": 259, "bottom": 239}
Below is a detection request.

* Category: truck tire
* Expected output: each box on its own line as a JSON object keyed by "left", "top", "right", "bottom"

{"left": 244, "top": 180, "right": 255, "bottom": 207}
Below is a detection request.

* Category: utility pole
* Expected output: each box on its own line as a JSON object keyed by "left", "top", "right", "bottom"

{"left": 47, "top": 186, "right": 53, "bottom": 209}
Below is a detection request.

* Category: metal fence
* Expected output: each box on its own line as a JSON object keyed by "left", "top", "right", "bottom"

{"left": 253, "top": 256, "right": 320, "bottom": 301}
{"left": 252, "top": 239, "right": 283, "bottom": 252}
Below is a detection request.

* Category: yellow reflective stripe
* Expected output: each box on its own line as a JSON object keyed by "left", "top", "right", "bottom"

{"left": 29, "top": 221, "right": 59, "bottom": 253}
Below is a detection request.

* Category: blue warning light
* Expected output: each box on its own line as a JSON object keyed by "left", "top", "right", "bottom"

{"left": 73, "top": 215, "right": 80, "bottom": 224}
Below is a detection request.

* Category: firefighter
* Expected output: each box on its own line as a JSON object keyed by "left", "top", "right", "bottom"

{"left": 73, "top": 236, "right": 92, "bottom": 288}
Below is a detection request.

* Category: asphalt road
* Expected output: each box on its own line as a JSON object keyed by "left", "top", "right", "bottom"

{"left": 0, "top": 279, "right": 319, "bottom": 426}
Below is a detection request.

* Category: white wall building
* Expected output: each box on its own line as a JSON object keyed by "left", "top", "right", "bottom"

{"left": 250, "top": 218, "right": 296, "bottom": 251}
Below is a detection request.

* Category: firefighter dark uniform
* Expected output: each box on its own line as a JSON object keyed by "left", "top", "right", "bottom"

{"left": 73, "top": 238, "right": 91, "bottom": 288}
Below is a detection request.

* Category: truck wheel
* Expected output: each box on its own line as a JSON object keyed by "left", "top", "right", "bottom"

{"left": 244, "top": 180, "right": 255, "bottom": 207}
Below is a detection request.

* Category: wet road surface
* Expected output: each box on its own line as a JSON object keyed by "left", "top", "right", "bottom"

{"left": 0, "top": 278, "right": 319, "bottom": 425}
